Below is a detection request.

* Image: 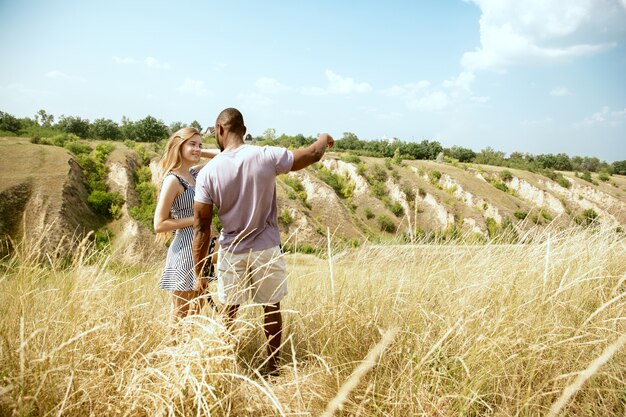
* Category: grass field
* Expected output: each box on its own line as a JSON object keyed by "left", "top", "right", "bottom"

{"left": 0, "top": 225, "right": 625, "bottom": 416}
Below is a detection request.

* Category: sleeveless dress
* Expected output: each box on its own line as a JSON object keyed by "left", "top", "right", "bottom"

{"left": 159, "top": 169, "right": 199, "bottom": 291}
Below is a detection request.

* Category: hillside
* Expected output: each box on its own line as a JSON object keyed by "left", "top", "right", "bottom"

{"left": 1, "top": 137, "right": 625, "bottom": 258}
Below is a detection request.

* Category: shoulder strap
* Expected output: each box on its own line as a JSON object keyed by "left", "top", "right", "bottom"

{"left": 166, "top": 171, "right": 190, "bottom": 190}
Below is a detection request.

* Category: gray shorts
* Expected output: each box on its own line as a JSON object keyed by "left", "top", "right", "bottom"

{"left": 216, "top": 245, "right": 287, "bottom": 305}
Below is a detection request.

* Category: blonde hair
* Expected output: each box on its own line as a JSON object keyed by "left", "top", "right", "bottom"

{"left": 155, "top": 127, "right": 201, "bottom": 243}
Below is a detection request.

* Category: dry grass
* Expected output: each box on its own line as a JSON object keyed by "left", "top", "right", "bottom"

{"left": 1, "top": 225, "right": 625, "bottom": 416}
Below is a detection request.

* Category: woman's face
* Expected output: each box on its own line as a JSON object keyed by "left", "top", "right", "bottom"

{"left": 180, "top": 134, "right": 202, "bottom": 163}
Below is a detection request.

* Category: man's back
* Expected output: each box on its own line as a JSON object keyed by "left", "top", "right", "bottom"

{"left": 195, "top": 144, "right": 293, "bottom": 253}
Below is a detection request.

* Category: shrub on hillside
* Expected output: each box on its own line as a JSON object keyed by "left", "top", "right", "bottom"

{"left": 390, "top": 201, "right": 404, "bottom": 217}
{"left": 377, "top": 214, "right": 395, "bottom": 233}
{"left": 492, "top": 181, "right": 509, "bottom": 192}
{"left": 499, "top": 170, "right": 513, "bottom": 182}
{"left": 364, "top": 208, "right": 375, "bottom": 219}
{"left": 429, "top": 170, "right": 441, "bottom": 183}
{"left": 87, "top": 190, "right": 124, "bottom": 218}
{"left": 279, "top": 209, "right": 293, "bottom": 225}
{"left": 64, "top": 141, "right": 92, "bottom": 155}
{"left": 598, "top": 172, "right": 610, "bottom": 182}
{"left": 575, "top": 209, "right": 599, "bottom": 227}
{"left": 514, "top": 211, "right": 528, "bottom": 220}
{"left": 341, "top": 154, "right": 361, "bottom": 164}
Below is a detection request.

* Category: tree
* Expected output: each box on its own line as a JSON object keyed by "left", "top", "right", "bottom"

{"left": 446, "top": 146, "right": 476, "bottom": 162}
{"left": 91, "top": 118, "right": 121, "bottom": 140}
{"left": 133, "top": 116, "right": 168, "bottom": 142}
{"left": 190, "top": 120, "right": 202, "bottom": 132}
{"left": 0, "top": 111, "right": 22, "bottom": 133}
{"left": 475, "top": 147, "right": 506, "bottom": 166}
{"left": 613, "top": 160, "right": 626, "bottom": 175}
{"left": 56, "top": 115, "right": 90, "bottom": 138}
{"left": 262, "top": 128, "right": 276, "bottom": 142}
{"left": 120, "top": 116, "right": 137, "bottom": 140}
{"left": 35, "top": 109, "right": 54, "bottom": 127}
{"left": 169, "top": 121, "right": 184, "bottom": 134}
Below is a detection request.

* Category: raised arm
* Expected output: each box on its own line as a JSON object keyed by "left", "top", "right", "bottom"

{"left": 290, "top": 133, "right": 334, "bottom": 171}
{"left": 192, "top": 201, "right": 213, "bottom": 291}
{"left": 192, "top": 148, "right": 220, "bottom": 171}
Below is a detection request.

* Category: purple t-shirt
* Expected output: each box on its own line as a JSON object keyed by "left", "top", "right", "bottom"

{"left": 195, "top": 144, "right": 294, "bottom": 254}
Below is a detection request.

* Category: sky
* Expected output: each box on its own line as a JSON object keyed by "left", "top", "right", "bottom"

{"left": 0, "top": 0, "right": 625, "bottom": 161}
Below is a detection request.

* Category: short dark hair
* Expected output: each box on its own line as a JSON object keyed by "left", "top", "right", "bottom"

{"left": 216, "top": 108, "right": 246, "bottom": 135}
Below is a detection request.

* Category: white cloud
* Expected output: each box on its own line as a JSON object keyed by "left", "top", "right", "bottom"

{"left": 582, "top": 105, "right": 626, "bottom": 126}
{"left": 255, "top": 77, "right": 288, "bottom": 94}
{"left": 380, "top": 81, "right": 429, "bottom": 97}
{"left": 112, "top": 56, "right": 137, "bottom": 64}
{"left": 145, "top": 56, "right": 170, "bottom": 70}
{"left": 113, "top": 56, "right": 170, "bottom": 70}
{"left": 443, "top": 71, "right": 475, "bottom": 92}
{"left": 177, "top": 78, "right": 208, "bottom": 96}
{"left": 381, "top": 71, "right": 485, "bottom": 111}
{"left": 462, "top": 0, "right": 626, "bottom": 71}
{"left": 301, "top": 70, "right": 372, "bottom": 96}
{"left": 407, "top": 91, "right": 450, "bottom": 111}
{"left": 550, "top": 86, "right": 572, "bottom": 96}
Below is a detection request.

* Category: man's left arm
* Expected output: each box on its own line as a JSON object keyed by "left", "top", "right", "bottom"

{"left": 192, "top": 201, "right": 213, "bottom": 292}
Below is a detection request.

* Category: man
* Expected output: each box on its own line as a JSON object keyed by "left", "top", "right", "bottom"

{"left": 192, "top": 107, "right": 333, "bottom": 375}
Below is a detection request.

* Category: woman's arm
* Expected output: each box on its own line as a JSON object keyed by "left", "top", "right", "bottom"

{"left": 201, "top": 148, "right": 220, "bottom": 158}
{"left": 192, "top": 148, "right": 220, "bottom": 171}
{"left": 153, "top": 176, "right": 194, "bottom": 233}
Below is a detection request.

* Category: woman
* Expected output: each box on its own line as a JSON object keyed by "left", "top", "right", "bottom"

{"left": 154, "top": 127, "right": 219, "bottom": 323}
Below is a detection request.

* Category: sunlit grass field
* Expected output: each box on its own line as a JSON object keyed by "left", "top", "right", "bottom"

{"left": 1, "top": 226, "right": 625, "bottom": 416}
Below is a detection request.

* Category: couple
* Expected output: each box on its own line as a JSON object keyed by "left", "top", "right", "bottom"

{"left": 154, "top": 107, "right": 334, "bottom": 374}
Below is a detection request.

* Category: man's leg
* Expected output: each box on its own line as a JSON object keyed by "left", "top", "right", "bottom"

{"left": 263, "top": 303, "right": 282, "bottom": 373}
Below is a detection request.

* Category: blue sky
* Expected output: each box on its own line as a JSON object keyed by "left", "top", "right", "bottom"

{"left": 1, "top": 0, "right": 625, "bottom": 161}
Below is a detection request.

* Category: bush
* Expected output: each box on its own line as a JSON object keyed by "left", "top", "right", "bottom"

{"left": 341, "top": 154, "right": 361, "bottom": 164}
{"left": 52, "top": 133, "right": 80, "bottom": 147}
{"left": 93, "top": 143, "right": 116, "bottom": 163}
{"left": 486, "top": 217, "right": 498, "bottom": 238}
{"left": 279, "top": 209, "right": 293, "bottom": 225}
{"left": 370, "top": 164, "right": 388, "bottom": 183}
{"left": 87, "top": 190, "right": 124, "bottom": 218}
{"left": 598, "top": 172, "right": 610, "bottom": 182}
{"left": 580, "top": 171, "right": 593, "bottom": 183}
{"left": 357, "top": 163, "right": 367, "bottom": 176}
{"left": 402, "top": 185, "right": 415, "bottom": 202}
{"left": 556, "top": 176, "right": 572, "bottom": 189}
{"left": 493, "top": 181, "right": 509, "bottom": 192}
{"left": 499, "top": 170, "right": 513, "bottom": 182}
{"left": 282, "top": 175, "right": 304, "bottom": 192}
{"left": 377, "top": 214, "right": 395, "bottom": 233}
{"left": 370, "top": 181, "right": 387, "bottom": 199}
{"left": 364, "top": 208, "right": 375, "bottom": 219}
{"left": 64, "top": 141, "right": 92, "bottom": 155}
{"left": 514, "top": 211, "right": 528, "bottom": 220}
{"left": 429, "top": 170, "right": 441, "bottom": 183}
{"left": 317, "top": 167, "right": 354, "bottom": 199}
{"left": 390, "top": 201, "right": 404, "bottom": 217}
{"left": 574, "top": 209, "right": 599, "bottom": 227}
{"left": 540, "top": 209, "right": 552, "bottom": 221}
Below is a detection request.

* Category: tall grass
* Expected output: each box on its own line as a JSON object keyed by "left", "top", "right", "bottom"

{"left": 1, "top": 226, "right": 625, "bottom": 416}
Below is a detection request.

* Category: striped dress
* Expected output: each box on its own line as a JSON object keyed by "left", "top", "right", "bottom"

{"left": 159, "top": 169, "right": 198, "bottom": 291}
